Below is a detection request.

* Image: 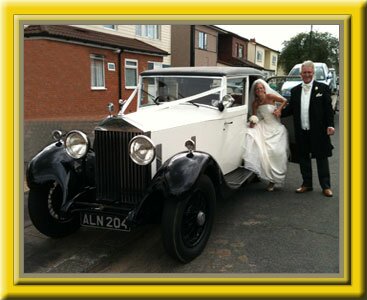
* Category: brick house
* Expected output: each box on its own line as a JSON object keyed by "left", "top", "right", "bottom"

{"left": 247, "top": 38, "right": 280, "bottom": 77}
{"left": 217, "top": 30, "right": 275, "bottom": 74}
{"left": 170, "top": 25, "right": 278, "bottom": 76}
{"left": 171, "top": 25, "right": 222, "bottom": 67}
{"left": 23, "top": 25, "right": 168, "bottom": 164}
{"left": 24, "top": 25, "right": 169, "bottom": 120}
{"left": 73, "top": 25, "right": 171, "bottom": 68}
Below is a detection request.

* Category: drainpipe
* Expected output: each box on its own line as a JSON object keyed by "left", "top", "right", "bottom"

{"left": 116, "top": 48, "right": 123, "bottom": 101}
{"left": 190, "top": 25, "right": 195, "bottom": 66}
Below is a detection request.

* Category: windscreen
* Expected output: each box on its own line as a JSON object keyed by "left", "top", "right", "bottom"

{"left": 139, "top": 76, "right": 222, "bottom": 107}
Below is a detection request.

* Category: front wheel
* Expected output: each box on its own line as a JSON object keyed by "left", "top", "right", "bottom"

{"left": 28, "top": 181, "right": 80, "bottom": 238}
{"left": 161, "top": 175, "right": 216, "bottom": 263}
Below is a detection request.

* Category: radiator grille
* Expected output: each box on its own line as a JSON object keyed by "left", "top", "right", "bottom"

{"left": 94, "top": 130, "right": 151, "bottom": 205}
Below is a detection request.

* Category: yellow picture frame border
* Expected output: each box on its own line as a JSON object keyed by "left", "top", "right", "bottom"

{"left": 1, "top": 0, "right": 365, "bottom": 298}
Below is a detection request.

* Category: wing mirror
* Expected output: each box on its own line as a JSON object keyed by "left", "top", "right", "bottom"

{"left": 218, "top": 94, "right": 235, "bottom": 112}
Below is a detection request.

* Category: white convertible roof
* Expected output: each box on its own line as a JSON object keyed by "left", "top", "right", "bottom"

{"left": 141, "top": 66, "right": 264, "bottom": 77}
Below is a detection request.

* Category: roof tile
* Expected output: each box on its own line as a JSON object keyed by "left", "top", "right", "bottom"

{"left": 24, "top": 25, "right": 169, "bottom": 56}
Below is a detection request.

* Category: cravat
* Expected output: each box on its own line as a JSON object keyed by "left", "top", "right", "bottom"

{"left": 302, "top": 83, "right": 311, "bottom": 92}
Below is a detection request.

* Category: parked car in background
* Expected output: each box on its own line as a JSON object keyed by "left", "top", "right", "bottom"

{"left": 281, "top": 62, "right": 333, "bottom": 100}
{"left": 27, "top": 67, "right": 273, "bottom": 263}
{"left": 328, "top": 67, "right": 338, "bottom": 95}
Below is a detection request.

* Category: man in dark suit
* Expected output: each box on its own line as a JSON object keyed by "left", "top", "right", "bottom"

{"left": 281, "top": 60, "right": 335, "bottom": 197}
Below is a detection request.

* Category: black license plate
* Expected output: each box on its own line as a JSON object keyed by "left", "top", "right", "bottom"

{"left": 80, "top": 212, "right": 130, "bottom": 232}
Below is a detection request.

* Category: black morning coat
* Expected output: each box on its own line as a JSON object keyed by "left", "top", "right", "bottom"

{"left": 282, "top": 81, "right": 334, "bottom": 159}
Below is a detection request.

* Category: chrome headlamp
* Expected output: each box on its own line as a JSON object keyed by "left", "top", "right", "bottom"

{"left": 65, "top": 130, "right": 89, "bottom": 159}
{"left": 129, "top": 135, "right": 156, "bottom": 165}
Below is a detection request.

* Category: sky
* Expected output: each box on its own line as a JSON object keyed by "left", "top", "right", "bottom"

{"left": 216, "top": 25, "right": 340, "bottom": 52}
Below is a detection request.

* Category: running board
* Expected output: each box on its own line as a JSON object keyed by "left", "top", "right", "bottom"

{"left": 224, "top": 167, "right": 254, "bottom": 188}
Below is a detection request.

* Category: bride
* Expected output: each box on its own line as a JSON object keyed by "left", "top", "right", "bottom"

{"left": 243, "top": 79, "right": 289, "bottom": 191}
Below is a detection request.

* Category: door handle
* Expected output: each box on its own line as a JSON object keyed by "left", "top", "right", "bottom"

{"left": 223, "top": 121, "right": 233, "bottom": 131}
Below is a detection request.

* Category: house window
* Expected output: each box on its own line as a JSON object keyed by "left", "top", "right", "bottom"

{"left": 90, "top": 54, "right": 105, "bottom": 89}
{"left": 148, "top": 62, "right": 163, "bottom": 70}
{"left": 272, "top": 55, "right": 277, "bottom": 66}
{"left": 238, "top": 45, "right": 244, "bottom": 58}
{"left": 198, "top": 32, "right": 208, "bottom": 50}
{"left": 125, "top": 59, "right": 138, "bottom": 88}
{"left": 135, "top": 25, "right": 161, "bottom": 40}
{"left": 103, "top": 25, "right": 117, "bottom": 30}
{"left": 256, "top": 50, "right": 263, "bottom": 62}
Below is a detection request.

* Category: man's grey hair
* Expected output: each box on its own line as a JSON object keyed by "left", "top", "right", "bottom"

{"left": 302, "top": 60, "right": 315, "bottom": 70}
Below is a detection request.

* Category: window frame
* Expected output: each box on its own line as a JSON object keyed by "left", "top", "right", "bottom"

{"left": 148, "top": 61, "right": 163, "bottom": 70}
{"left": 238, "top": 45, "right": 244, "bottom": 58}
{"left": 272, "top": 55, "right": 277, "bottom": 66}
{"left": 226, "top": 76, "right": 247, "bottom": 107}
{"left": 90, "top": 54, "right": 106, "bottom": 90}
{"left": 256, "top": 50, "right": 263, "bottom": 63}
{"left": 198, "top": 31, "right": 208, "bottom": 50}
{"left": 125, "top": 59, "right": 138, "bottom": 89}
{"left": 135, "top": 25, "right": 161, "bottom": 40}
{"left": 103, "top": 25, "right": 118, "bottom": 31}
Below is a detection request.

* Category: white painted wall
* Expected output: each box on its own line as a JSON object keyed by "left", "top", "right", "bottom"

{"left": 73, "top": 25, "right": 171, "bottom": 66}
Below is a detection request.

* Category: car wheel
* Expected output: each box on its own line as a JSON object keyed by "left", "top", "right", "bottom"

{"left": 161, "top": 175, "right": 216, "bottom": 263}
{"left": 28, "top": 181, "right": 80, "bottom": 238}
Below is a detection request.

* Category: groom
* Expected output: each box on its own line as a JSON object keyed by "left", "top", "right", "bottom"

{"left": 281, "top": 60, "right": 335, "bottom": 197}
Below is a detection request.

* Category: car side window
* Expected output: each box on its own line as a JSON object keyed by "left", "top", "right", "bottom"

{"left": 226, "top": 78, "right": 245, "bottom": 107}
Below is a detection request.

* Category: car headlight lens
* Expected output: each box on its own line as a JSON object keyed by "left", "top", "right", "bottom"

{"left": 129, "top": 135, "right": 156, "bottom": 165}
{"left": 65, "top": 130, "right": 89, "bottom": 159}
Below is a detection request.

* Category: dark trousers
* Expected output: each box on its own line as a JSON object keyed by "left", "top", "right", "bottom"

{"left": 299, "top": 130, "right": 331, "bottom": 189}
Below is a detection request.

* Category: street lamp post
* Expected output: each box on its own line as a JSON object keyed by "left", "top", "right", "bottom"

{"left": 309, "top": 25, "right": 313, "bottom": 57}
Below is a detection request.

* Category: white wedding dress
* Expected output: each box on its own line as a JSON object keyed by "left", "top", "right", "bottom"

{"left": 243, "top": 104, "right": 289, "bottom": 186}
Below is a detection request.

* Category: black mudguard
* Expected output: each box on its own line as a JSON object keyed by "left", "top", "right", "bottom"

{"left": 26, "top": 141, "right": 95, "bottom": 210}
{"left": 154, "top": 151, "right": 222, "bottom": 199}
{"left": 130, "top": 151, "right": 224, "bottom": 224}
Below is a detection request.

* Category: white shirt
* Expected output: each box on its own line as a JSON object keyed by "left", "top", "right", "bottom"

{"left": 300, "top": 81, "right": 313, "bottom": 130}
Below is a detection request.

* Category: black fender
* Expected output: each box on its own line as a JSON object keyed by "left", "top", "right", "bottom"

{"left": 129, "top": 151, "right": 224, "bottom": 224}
{"left": 26, "top": 141, "right": 95, "bottom": 213}
{"left": 154, "top": 151, "right": 222, "bottom": 199}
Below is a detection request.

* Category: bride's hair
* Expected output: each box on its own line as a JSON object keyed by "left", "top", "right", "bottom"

{"left": 253, "top": 82, "right": 266, "bottom": 100}
{"left": 249, "top": 79, "right": 286, "bottom": 113}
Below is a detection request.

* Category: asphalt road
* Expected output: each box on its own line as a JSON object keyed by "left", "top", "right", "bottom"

{"left": 23, "top": 113, "right": 340, "bottom": 275}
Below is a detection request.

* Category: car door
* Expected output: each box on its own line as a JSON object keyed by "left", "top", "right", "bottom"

{"left": 215, "top": 76, "right": 249, "bottom": 174}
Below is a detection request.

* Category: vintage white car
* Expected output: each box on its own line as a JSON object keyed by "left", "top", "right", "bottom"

{"left": 27, "top": 67, "right": 268, "bottom": 263}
